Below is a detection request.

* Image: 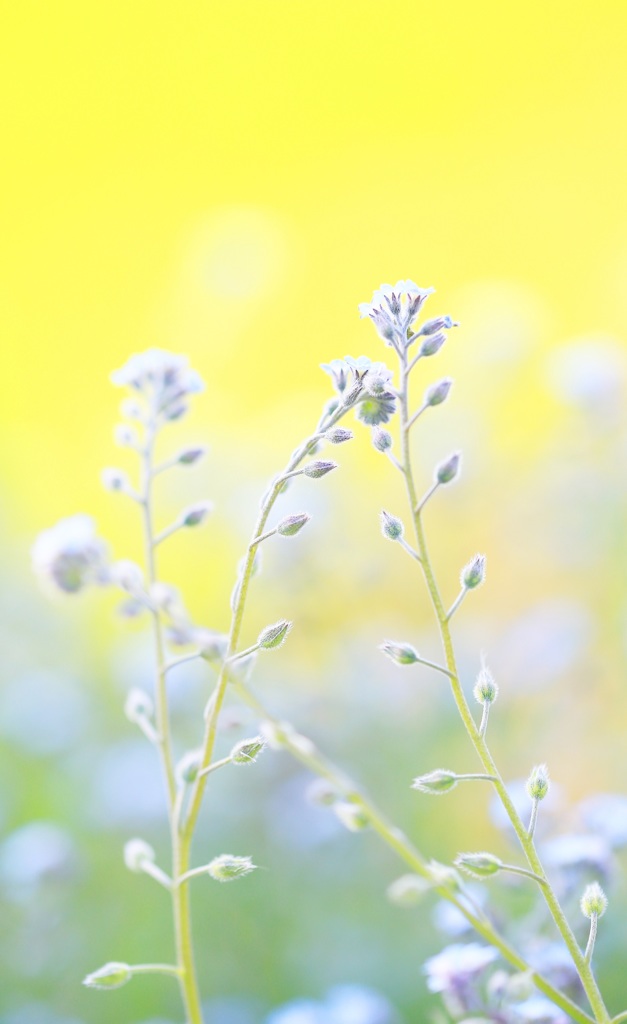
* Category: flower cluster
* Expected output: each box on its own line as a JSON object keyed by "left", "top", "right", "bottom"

{"left": 111, "top": 347, "right": 204, "bottom": 419}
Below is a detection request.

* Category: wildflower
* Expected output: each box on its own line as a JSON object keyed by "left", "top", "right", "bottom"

{"left": 356, "top": 391, "right": 397, "bottom": 426}
{"left": 32, "top": 514, "right": 107, "bottom": 594}
{"left": 111, "top": 348, "right": 204, "bottom": 419}
{"left": 359, "top": 281, "right": 435, "bottom": 343}
{"left": 320, "top": 358, "right": 350, "bottom": 393}
{"left": 207, "top": 854, "right": 256, "bottom": 882}
{"left": 362, "top": 364, "right": 394, "bottom": 397}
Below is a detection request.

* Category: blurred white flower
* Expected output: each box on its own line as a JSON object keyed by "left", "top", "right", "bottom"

{"left": 111, "top": 348, "right": 204, "bottom": 419}
{"left": 579, "top": 793, "right": 627, "bottom": 848}
{"left": 359, "top": 281, "right": 434, "bottom": 344}
{"left": 423, "top": 942, "right": 498, "bottom": 994}
{"left": 31, "top": 515, "right": 107, "bottom": 594}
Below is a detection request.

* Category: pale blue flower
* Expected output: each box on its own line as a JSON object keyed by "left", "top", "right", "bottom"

{"left": 31, "top": 514, "right": 107, "bottom": 594}
{"left": 321, "top": 358, "right": 350, "bottom": 393}
{"left": 542, "top": 833, "right": 612, "bottom": 881}
{"left": 359, "top": 281, "right": 434, "bottom": 344}
{"left": 512, "top": 996, "right": 568, "bottom": 1023}
{"left": 579, "top": 793, "right": 627, "bottom": 847}
{"left": 111, "top": 348, "right": 204, "bottom": 418}
{"left": 423, "top": 942, "right": 499, "bottom": 994}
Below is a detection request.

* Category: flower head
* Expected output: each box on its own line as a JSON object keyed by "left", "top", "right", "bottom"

{"left": 423, "top": 942, "right": 499, "bottom": 995}
{"left": 111, "top": 348, "right": 204, "bottom": 419}
{"left": 359, "top": 281, "right": 435, "bottom": 344}
{"left": 32, "top": 514, "right": 107, "bottom": 594}
{"left": 320, "top": 358, "right": 350, "bottom": 394}
{"left": 580, "top": 881, "right": 608, "bottom": 919}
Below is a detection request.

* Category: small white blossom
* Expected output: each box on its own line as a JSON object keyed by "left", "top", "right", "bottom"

{"left": 32, "top": 515, "right": 107, "bottom": 594}
{"left": 423, "top": 942, "right": 499, "bottom": 994}
{"left": 111, "top": 348, "right": 204, "bottom": 419}
{"left": 359, "top": 281, "right": 435, "bottom": 343}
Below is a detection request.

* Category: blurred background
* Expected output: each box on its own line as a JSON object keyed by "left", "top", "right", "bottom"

{"left": 2, "top": 1, "right": 627, "bottom": 1021}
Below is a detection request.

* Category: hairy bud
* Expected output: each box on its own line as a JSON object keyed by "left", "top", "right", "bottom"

{"left": 455, "top": 852, "right": 503, "bottom": 879}
{"left": 176, "top": 749, "right": 203, "bottom": 785}
{"left": 325, "top": 427, "right": 353, "bottom": 444}
{"left": 387, "top": 874, "right": 431, "bottom": 906}
{"left": 418, "top": 315, "right": 458, "bottom": 336}
{"left": 207, "top": 854, "right": 256, "bottom": 882}
{"left": 372, "top": 427, "right": 393, "bottom": 452}
{"left": 124, "top": 688, "right": 154, "bottom": 724}
{"left": 425, "top": 378, "right": 453, "bottom": 407}
{"left": 178, "top": 447, "right": 206, "bottom": 465}
{"left": 581, "top": 881, "right": 608, "bottom": 919}
{"left": 101, "top": 467, "right": 129, "bottom": 493}
{"left": 303, "top": 460, "right": 337, "bottom": 479}
{"left": 334, "top": 801, "right": 370, "bottom": 832}
{"left": 380, "top": 640, "right": 419, "bottom": 665}
{"left": 277, "top": 512, "right": 311, "bottom": 537}
{"left": 258, "top": 620, "right": 292, "bottom": 649}
{"left": 526, "top": 764, "right": 550, "bottom": 802}
{"left": 473, "top": 664, "right": 498, "bottom": 705}
{"left": 123, "top": 838, "right": 156, "bottom": 873}
{"left": 380, "top": 510, "right": 403, "bottom": 541}
{"left": 230, "top": 736, "right": 266, "bottom": 765}
{"left": 418, "top": 332, "right": 447, "bottom": 358}
{"left": 180, "top": 501, "right": 213, "bottom": 527}
{"left": 412, "top": 769, "right": 459, "bottom": 795}
{"left": 435, "top": 452, "right": 461, "bottom": 485}
{"left": 83, "top": 962, "right": 132, "bottom": 990}
{"left": 462, "top": 553, "right": 486, "bottom": 589}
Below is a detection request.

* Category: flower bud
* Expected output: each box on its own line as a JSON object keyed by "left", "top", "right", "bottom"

{"left": 462, "top": 553, "right": 486, "bottom": 589}
{"left": 258, "top": 620, "right": 292, "bottom": 649}
{"left": 176, "top": 749, "right": 203, "bottom": 785}
{"left": 303, "top": 460, "right": 337, "bottom": 479}
{"left": 83, "top": 962, "right": 132, "bottom": 990}
{"left": 380, "top": 640, "right": 419, "bottom": 666}
{"left": 207, "top": 854, "right": 256, "bottom": 882}
{"left": 306, "top": 778, "right": 339, "bottom": 806}
{"left": 334, "top": 801, "right": 370, "bottom": 832}
{"left": 526, "top": 764, "right": 550, "bottom": 802}
{"left": 418, "top": 332, "right": 447, "bottom": 358}
{"left": 101, "top": 467, "right": 129, "bottom": 493}
{"left": 277, "top": 512, "right": 311, "bottom": 537}
{"left": 372, "top": 427, "right": 393, "bottom": 452}
{"left": 473, "top": 664, "right": 498, "bottom": 705}
{"left": 114, "top": 424, "right": 137, "bottom": 447}
{"left": 123, "top": 838, "right": 155, "bottom": 873}
{"left": 412, "top": 769, "right": 459, "bottom": 795}
{"left": 342, "top": 379, "right": 364, "bottom": 407}
{"left": 455, "top": 851, "right": 503, "bottom": 879}
{"left": 425, "top": 378, "right": 453, "bottom": 407}
{"left": 120, "top": 398, "right": 143, "bottom": 420}
{"left": 435, "top": 452, "right": 461, "bottom": 485}
{"left": 178, "top": 447, "right": 206, "bottom": 465}
{"left": 110, "top": 560, "right": 145, "bottom": 594}
{"left": 181, "top": 501, "right": 213, "bottom": 527}
{"left": 325, "top": 427, "right": 353, "bottom": 444}
{"left": 124, "top": 688, "right": 154, "bottom": 724}
{"left": 230, "top": 736, "right": 266, "bottom": 764}
{"left": 418, "top": 315, "right": 458, "bottom": 336}
{"left": 386, "top": 874, "right": 431, "bottom": 906}
{"left": 580, "top": 881, "right": 608, "bottom": 919}
{"left": 380, "top": 510, "right": 403, "bottom": 541}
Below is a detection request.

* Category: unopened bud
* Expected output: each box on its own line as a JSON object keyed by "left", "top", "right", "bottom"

{"left": 123, "top": 838, "right": 155, "bottom": 873}
{"left": 83, "top": 962, "right": 132, "bottom": 990}
{"left": 412, "top": 769, "right": 459, "bottom": 795}
{"left": 334, "top": 801, "right": 370, "bottom": 832}
{"left": 526, "top": 764, "right": 550, "bottom": 802}
{"left": 462, "top": 553, "right": 486, "bottom": 589}
{"left": 435, "top": 452, "right": 461, "bottom": 485}
{"left": 178, "top": 447, "right": 206, "bottom": 465}
{"left": 176, "top": 749, "right": 203, "bottom": 785}
{"left": 455, "top": 851, "right": 503, "bottom": 879}
{"left": 207, "top": 854, "right": 256, "bottom": 882}
{"left": 580, "top": 882, "right": 608, "bottom": 919}
{"left": 277, "top": 512, "right": 311, "bottom": 537}
{"left": 380, "top": 640, "right": 419, "bottom": 666}
{"left": 372, "top": 427, "right": 392, "bottom": 452}
{"left": 258, "top": 620, "right": 292, "bottom": 649}
{"left": 230, "top": 736, "right": 266, "bottom": 764}
{"left": 325, "top": 427, "right": 353, "bottom": 444}
{"left": 114, "top": 424, "right": 137, "bottom": 447}
{"left": 419, "top": 315, "right": 458, "bottom": 336}
{"left": 342, "top": 379, "right": 364, "bottom": 407}
{"left": 124, "top": 688, "right": 154, "bottom": 724}
{"left": 181, "top": 501, "right": 213, "bottom": 527}
{"left": 425, "top": 378, "right": 453, "bottom": 407}
{"left": 387, "top": 874, "right": 431, "bottom": 906}
{"left": 473, "top": 664, "right": 498, "bottom": 705}
{"left": 419, "top": 332, "right": 447, "bottom": 358}
{"left": 101, "top": 467, "right": 129, "bottom": 492}
{"left": 303, "top": 460, "right": 337, "bottom": 479}
{"left": 380, "top": 510, "right": 403, "bottom": 541}
{"left": 306, "top": 778, "right": 339, "bottom": 806}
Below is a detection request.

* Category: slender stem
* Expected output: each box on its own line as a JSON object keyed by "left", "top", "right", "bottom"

{"left": 197, "top": 755, "right": 232, "bottom": 778}
{"left": 397, "top": 355, "right": 610, "bottom": 1023}
{"left": 415, "top": 481, "right": 439, "bottom": 514}
{"left": 234, "top": 680, "right": 594, "bottom": 1024}
{"left": 528, "top": 797, "right": 540, "bottom": 839}
{"left": 166, "top": 652, "right": 201, "bottom": 674}
{"left": 250, "top": 528, "right": 277, "bottom": 547}
{"left": 153, "top": 520, "right": 182, "bottom": 546}
{"left": 140, "top": 416, "right": 203, "bottom": 1024}
{"left": 387, "top": 452, "right": 405, "bottom": 474}
{"left": 399, "top": 537, "right": 421, "bottom": 563}
{"left": 501, "top": 862, "right": 548, "bottom": 886}
{"left": 177, "top": 865, "right": 212, "bottom": 886}
{"left": 456, "top": 773, "right": 498, "bottom": 783}
{"left": 405, "top": 403, "right": 427, "bottom": 432}
{"left": 612, "top": 1013, "right": 627, "bottom": 1023}
{"left": 141, "top": 860, "right": 174, "bottom": 890}
{"left": 227, "top": 643, "right": 260, "bottom": 663}
{"left": 129, "top": 963, "right": 182, "bottom": 978}
{"left": 585, "top": 913, "right": 598, "bottom": 964}
{"left": 446, "top": 586, "right": 468, "bottom": 621}
{"left": 479, "top": 702, "right": 490, "bottom": 738}
{"left": 413, "top": 655, "right": 455, "bottom": 678}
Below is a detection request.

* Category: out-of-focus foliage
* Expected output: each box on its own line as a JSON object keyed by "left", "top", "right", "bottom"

{"left": 2, "top": 1, "right": 627, "bottom": 1021}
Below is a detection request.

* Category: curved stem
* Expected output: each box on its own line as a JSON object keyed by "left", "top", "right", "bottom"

{"left": 130, "top": 963, "right": 182, "bottom": 978}
{"left": 397, "top": 356, "right": 610, "bottom": 1023}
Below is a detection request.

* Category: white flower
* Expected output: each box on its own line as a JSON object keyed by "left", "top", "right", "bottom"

{"left": 423, "top": 942, "right": 499, "bottom": 994}
{"left": 359, "top": 280, "right": 435, "bottom": 343}
{"left": 32, "top": 515, "right": 107, "bottom": 594}
{"left": 111, "top": 348, "right": 204, "bottom": 419}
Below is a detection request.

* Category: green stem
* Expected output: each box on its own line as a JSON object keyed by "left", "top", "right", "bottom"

{"left": 234, "top": 680, "right": 594, "bottom": 1024}
{"left": 130, "top": 963, "right": 182, "bottom": 978}
{"left": 398, "top": 356, "right": 610, "bottom": 1023}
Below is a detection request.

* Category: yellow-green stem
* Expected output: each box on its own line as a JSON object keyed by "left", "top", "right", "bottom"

{"left": 398, "top": 357, "right": 610, "bottom": 1024}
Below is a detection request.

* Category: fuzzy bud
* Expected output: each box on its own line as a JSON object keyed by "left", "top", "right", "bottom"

{"left": 124, "top": 688, "right": 154, "bottom": 724}
{"left": 101, "top": 467, "right": 129, "bottom": 493}
{"left": 419, "top": 332, "right": 447, "bottom": 358}
{"left": 380, "top": 640, "right": 419, "bottom": 666}
{"left": 425, "top": 378, "right": 453, "bottom": 407}
{"left": 83, "top": 962, "right": 132, "bottom": 990}
{"left": 258, "top": 620, "right": 292, "bottom": 650}
{"left": 207, "top": 854, "right": 256, "bottom": 882}
{"left": 230, "top": 736, "right": 266, "bottom": 765}
{"left": 372, "top": 427, "right": 393, "bottom": 452}
{"left": 380, "top": 510, "right": 403, "bottom": 541}
{"left": 412, "top": 769, "right": 459, "bottom": 795}
{"left": 180, "top": 501, "right": 213, "bottom": 527}
{"left": 386, "top": 874, "right": 431, "bottom": 906}
{"left": 473, "top": 664, "right": 498, "bottom": 705}
{"left": 455, "top": 852, "right": 503, "bottom": 879}
{"left": 303, "top": 460, "right": 337, "bottom": 479}
{"left": 462, "top": 553, "right": 486, "bottom": 589}
{"left": 435, "top": 452, "right": 461, "bottom": 485}
{"left": 178, "top": 447, "right": 206, "bottom": 465}
{"left": 334, "top": 801, "right": 370, "bottom": 832}
{"left": 325, "top": 427, "right": 353, "bottom": 445}
{"left": 123, "top": 838, "right": 155, "bottom": 873}
{"left": 418, "top": 315, "right": 458, "bottom": 337}
{"left": 580, "top": 882, "right": 608, "bottom": 919}
{"left": 526, "top": 764, "right": 550, "bottom": 802}
{"left": 277, "top": 513, "right": 311, "bottom": 537}
{"left": 176, "top": 749, "right": 203, "bottom": 785}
